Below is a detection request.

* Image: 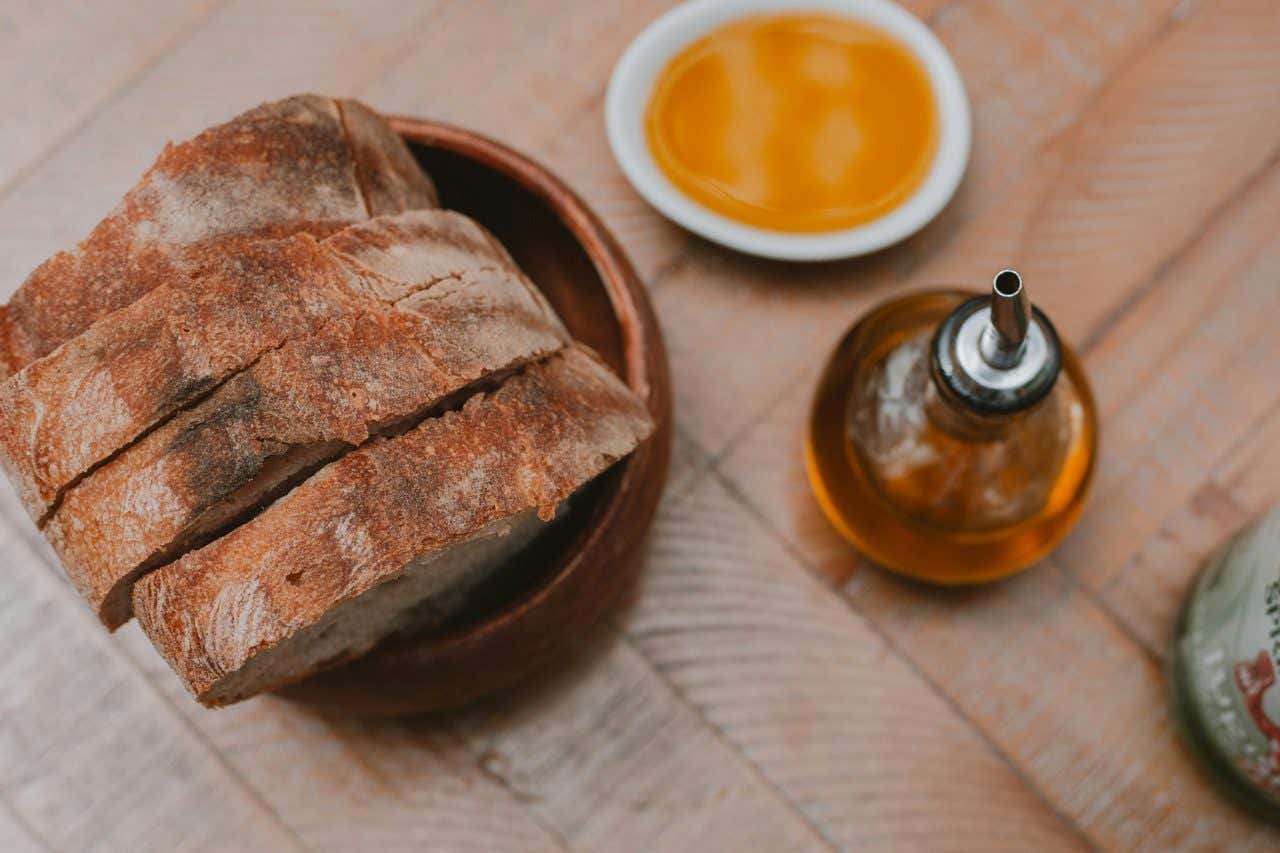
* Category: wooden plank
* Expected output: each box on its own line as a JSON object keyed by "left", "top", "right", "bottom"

{"left": 622, "top": 472, "right": 1087, "bottom": 850}
{"left": 0, "top": 0, "right": 695, "bottom": 297}
{"left": 0, "top": 513, "right": 301, "bottom": 852}
{"left": 1052, "top": 160, "right": 1280, "bottom": 593}
{"left": 0, "top": 0, "right": 219, "bottom": 194}
{"left": 113, "top": 584, "right": 827, "bottom": 851}
{"left": 648, "top": 0, "right": 1181, "bottom": 453}
{"left": 844, "top": 563, "right": 1280, "bottom": 850}
{"left": 367, "top": 0, "right": 680, "bottom": 155}
{"left": 111, "top": 624, "right": 568, "bottom": 853}
{"left": 0, "top": 0, "right": 453, "bottom": 299}
{"left": 3, "top": 432, "right": 832, "bottom": 848}
{"left": 709, "top": 354, "right": 867, "bottom": 586}
{"left": 668, "top": 428, "right": 714, "bottom": 502}
{"left": 1105, "top": 409, "right": 1280, "bottom": 655}
{"left": 106, "top": 536, "right": 826, "bottom": 852}
{"left": 1077, "top": 165, "right": 1280, "bottom": 652}
{"left": 454, "top": 630, "right": 827, "bottom": 852}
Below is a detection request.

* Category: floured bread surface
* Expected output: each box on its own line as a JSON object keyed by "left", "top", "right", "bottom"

{"left": 0, "top": 235, "right": 361, "bottom": 523}
{"left": 0, "top": 95, "right": 437, "bottom": 376}
{"left": 133, "top": 345, "right": 654, "bottom": 706}
{"left": 46, "top": 211, "right": 570, "bottom": 629}
{"left": 0, "top": 208, "right": 552, "bottom": 528}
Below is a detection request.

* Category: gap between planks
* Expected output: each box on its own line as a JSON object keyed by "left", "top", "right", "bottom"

{"left": 682, "top": 451, "right": 1098, "bottom": 850}
{"left": 0, "top": 502, "right": 309, "bottom": 852}
{"left": 602, "top": 614, "right": 842, "bottom": 851}
{"left": 2, "top": 1, "right": 1239, "bottom": 845}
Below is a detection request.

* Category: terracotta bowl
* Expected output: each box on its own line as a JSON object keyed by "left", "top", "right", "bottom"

{"left": 278, "top": 119, "right": 672, "bottom": 716}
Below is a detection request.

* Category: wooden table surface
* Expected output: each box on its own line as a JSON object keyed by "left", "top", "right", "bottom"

{"left": 2, "top": 1, "right": 1279, "bottom": 850}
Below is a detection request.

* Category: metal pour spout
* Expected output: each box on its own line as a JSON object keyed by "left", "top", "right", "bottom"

{"left": 980, "top": 269, "right": 1031, "bottom": 369}
{"left": 931, "top": 268, "right": 1062, "bottom": 416}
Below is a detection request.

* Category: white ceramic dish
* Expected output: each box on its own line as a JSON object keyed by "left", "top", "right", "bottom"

{"left": 606, "top": 0, "right": 971, "bottom": 262}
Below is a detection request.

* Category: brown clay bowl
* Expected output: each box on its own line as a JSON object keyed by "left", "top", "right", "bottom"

{"left": 278, "top": 118, "right": 672, "bottom": 716}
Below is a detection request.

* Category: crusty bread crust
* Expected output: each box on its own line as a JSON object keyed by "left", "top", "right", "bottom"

{"left": 46, "top": 212, "right": 569, "bottom": 629}
{"left": 0, "top": 95, "right": 436, "bottom": 374}
{"left": 0, "top": 236, "right": 361, "bottom": 523}
{"left": 338, "top": 100, "right": 438, "bottom": 216}
{"left": 133, "top": 345, "right": 653, "bottom": 706}
{"left": 0, "top": 209, "right": 537, "bottom": 527}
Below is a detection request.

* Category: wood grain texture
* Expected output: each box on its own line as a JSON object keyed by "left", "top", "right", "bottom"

{"left": 1053, "top": 177, "right": 1280, "bottom": 593}
{"left": 844, "top": 564, "right": 1280, "bottom": 851}
{"left": 910, "top": 0, "right": 1280, "bottom": 345}
{"left": 0, "top": 479, "right": 568, "bottom": 853}
{"left": 0, "top": 0, "right": 219, "bottom": 194}
{"left": 1078, "top": 161, "right": 1280, "bottom": 650}
{"left": 4, "top": 0, "right": 1280, "bottom": 849}
{"left": 624, "top": 473, "right": 1086, "bottom": 850}
{"left": 0, "top": 496, "right": 301, "bottom": 852}
{"left": 454, "top": 630, "right": 827, "bottom": 852}
{"left": 113, "top": 623, "right": 569, "bottom": 853}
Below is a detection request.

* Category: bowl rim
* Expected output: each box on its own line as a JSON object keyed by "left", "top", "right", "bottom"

{"left": 280, "top": 117, "right": 673, "bottom": 714}
{"left": 605, "top": 0, "right": 972, "bottom": 261}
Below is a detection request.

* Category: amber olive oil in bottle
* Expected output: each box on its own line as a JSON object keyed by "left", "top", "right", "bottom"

{"left": 806, "top": 271, "right": 1098, "bottom": 584}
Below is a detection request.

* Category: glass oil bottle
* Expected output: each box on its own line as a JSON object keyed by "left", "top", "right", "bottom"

{"left": 805, "top": 271, "right": 1098, "bottom": 584}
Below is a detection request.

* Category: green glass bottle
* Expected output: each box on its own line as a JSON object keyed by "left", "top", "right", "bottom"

{"left": 1170, "top": 507, "right": 1280, "bottom": 821}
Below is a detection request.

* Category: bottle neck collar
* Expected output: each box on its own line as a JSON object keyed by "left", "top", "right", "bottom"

{"left": 930, "top": 295, "right": 1063, "bottom": 417}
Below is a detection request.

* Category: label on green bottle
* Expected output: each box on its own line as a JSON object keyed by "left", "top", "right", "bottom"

{"left": 1175, "top": 510, "right": 1280, "bottom": 806}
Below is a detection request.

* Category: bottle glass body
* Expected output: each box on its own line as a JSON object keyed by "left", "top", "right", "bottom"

{"left": 805, "top": 290, "right": 1097, "bottom": 583}
{"left": 1169, "top": 508, "right": 1280, "bottom": 823}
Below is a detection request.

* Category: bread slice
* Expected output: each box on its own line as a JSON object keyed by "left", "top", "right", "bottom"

{"left": 0, "top": 210, "right": 517, "bottom": 525}
{"left": 0, "top": 236, "right": 359, "bottom": 523}
{"left": 0, "top": 95, "right": 435, "bottom": 377}
{"left": 46, "top": 232, "right": 568, "bottom": 629}
{"left": 133, "top": 345, "right": 653, "bottom": 707}
{"left": 338, "top": 99, "right": 437, "bottom": 216}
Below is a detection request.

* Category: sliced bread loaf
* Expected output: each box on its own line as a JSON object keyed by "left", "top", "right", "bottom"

{"left": 0, "top": 235, "right": 359, "bottom": 523}
{"left": 47, "top": 232, "right": 568, "bottom": 629}
{"left": 0, "top": 95, "right": 435, "bottom": 377}
{"left": 133, "top": 345, "right": 653, "bottom": 706}
{"left": 0, "top": 210, "right": 519, "bottom": 525}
